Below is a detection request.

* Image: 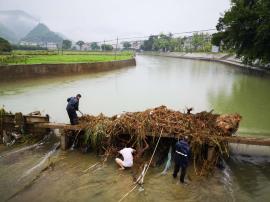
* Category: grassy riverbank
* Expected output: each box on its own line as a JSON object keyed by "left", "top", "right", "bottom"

{"left": 0, "top": 50, "right": 133, "bottom": 65}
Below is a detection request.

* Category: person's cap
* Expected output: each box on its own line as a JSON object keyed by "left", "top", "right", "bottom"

{"left": 76, "top": 94, "right": 82, "bottom": 98}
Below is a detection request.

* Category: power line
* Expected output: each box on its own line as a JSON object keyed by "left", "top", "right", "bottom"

{"left": 118, "top": 28, "right": 216, "bottom": 41}
{"left": 88, "top": 28, "right": 216, "bottom": 45}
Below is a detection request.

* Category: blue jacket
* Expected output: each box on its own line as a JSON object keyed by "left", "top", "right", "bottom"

{"left": 66, "top": 97, "right": 79, "bottom": 111}
{"left": 175, "top": 140, "right": 190, "bottom": 167}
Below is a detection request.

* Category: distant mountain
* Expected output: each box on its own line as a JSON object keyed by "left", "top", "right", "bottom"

{"left": 55, "top": 32, "right": 68, "bottom": 40}
{"left": 0, "top": 10, "right": 38, "bottom": 43}
{"left": 0, "top": 23, "right": 18, "bottom": 43}
{"left": 21, "top": 23, "right": 63, "bottom": 43}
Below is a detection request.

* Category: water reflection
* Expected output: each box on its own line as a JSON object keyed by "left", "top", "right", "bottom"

{"left": 208, "top": 73, "right": 270, "bottom": 135}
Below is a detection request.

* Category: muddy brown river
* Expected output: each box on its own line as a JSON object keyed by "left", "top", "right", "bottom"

{"left": 0, "top": 55, "right": 269, "bottom": 202}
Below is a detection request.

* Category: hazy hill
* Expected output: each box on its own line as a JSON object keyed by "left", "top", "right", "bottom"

{"left": 55, "top": 32, "right": 68, "bottom": 40}
{"left": 0, "top": 23, "right": 18, "bottom": 43}
{"left": 0, "top": 10, "right": 38, "bottom": 43}
{"left": 21, "top": 23, "right": 63, "bottom": 43}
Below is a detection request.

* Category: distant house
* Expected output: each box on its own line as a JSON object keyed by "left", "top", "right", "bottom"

{"left": 19, "top": 41, "right": 58, "bottom": 50}
{"left": 211, "top": 45, "right": 219, "bottom": 53}
{"left": 72, "top": 43, "right": 80, "bottom": 50}
{"left": 116, "top": 40, "right": 143, "bottom": 51}
{"left": 132, "top": 41, "right": 143, "bottom": 50}
{"left": 115, "top": 43, "right": 123, "bottom": 50}
{"left": 46, "top": 42, "right": 58, "bottom": 50}
{"left": 20, "top": 41, "right": 38, "bottom": 46}
{"left": 82, "top": 43, "right": 91, "bottom": 51}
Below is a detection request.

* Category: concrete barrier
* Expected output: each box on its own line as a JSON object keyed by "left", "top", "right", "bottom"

{"left": 139, "top": 52, "right": 270, "bottom": 74}
{"left": 0, "top": 58, "right": 136, "bottom": 81}
{"left": 230, "top": 143, "right": 270, "bottom": 157}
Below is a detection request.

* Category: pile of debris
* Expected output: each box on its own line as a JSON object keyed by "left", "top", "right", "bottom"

{"left": 78, "top": 106, "right": 241, "bottom": 175}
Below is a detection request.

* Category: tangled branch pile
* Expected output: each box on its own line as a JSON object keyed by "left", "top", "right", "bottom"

{"left": 78, "top": 106, "right": 241, "bottom": 175}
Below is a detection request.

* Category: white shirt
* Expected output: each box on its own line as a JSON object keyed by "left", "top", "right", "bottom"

{"left": 119, "top": 148, "right": 134, "bottom": 167}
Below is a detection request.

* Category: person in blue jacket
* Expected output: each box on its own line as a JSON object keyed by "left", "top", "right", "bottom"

{"left": 66, "top": 94, "right": 81, "bottom": 125}
{"left": 173, "top": 136, "right": 191, "bottom": 183}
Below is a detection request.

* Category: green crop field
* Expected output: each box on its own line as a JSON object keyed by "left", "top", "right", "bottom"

{"left": 0, "top": 51, "right": 133, "bottom": 65}
{"left": 12, "top": 50, "right": 133, "bottom": 56}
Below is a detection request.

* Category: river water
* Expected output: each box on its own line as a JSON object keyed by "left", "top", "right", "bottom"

{"left": 0, "top": 55, "right": 269, "bottom": 201}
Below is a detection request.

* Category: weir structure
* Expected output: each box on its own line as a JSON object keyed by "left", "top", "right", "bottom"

{"left": 2, "top": 109, "right": 269, "bottom": 178}
{"left": 34, "top": 122, "right": 270, "bottom": 150}
{"left": 1, "top": 113, "right": 270, "bottom": 150}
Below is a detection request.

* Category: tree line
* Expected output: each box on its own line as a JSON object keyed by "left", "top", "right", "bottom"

{"left": 140, "top": 33, "right": 212, "bottom": 52}
{"left": 62, "top": 40, "right": 113, "bottom": 51}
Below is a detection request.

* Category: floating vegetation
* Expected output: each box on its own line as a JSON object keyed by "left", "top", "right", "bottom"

{"left": 76, "top": 106, "right": 241, "bottom": 176}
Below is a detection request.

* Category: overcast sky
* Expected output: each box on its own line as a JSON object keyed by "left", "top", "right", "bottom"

{"left": 0, "top": 0, "right": 231, "bottom": 42}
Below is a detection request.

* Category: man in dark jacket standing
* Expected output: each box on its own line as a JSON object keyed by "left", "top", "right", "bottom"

{"left": 66, "top": 94, "right": 81, "bottom": 125}
{"left": 173, "top": 136, "right": 190, "bottom": 184}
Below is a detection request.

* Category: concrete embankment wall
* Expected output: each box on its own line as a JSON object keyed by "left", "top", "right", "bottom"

{"left": 139, "top": 52, "right": 269, "bottom": 74}
{"left": 229, "top": 143, "right": 270, "bottom": 157}
{"left": 0, "top": 58, "right": 136, "bottom": 81}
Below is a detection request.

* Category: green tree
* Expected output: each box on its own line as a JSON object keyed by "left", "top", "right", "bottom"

{"left": 141, "top": 33, "right": 211, "bottom": 52}
{"left": 62, "top": 40, "right": 72, "bottom": 50}
{"left": 174, "top": 37, "right": 186, "bottom": 52}
{"left": 156, "top": 33, "right": 171, "bottom": 52}
{"left": 141, "top": 35, "right": 158, "bottom": 51}
{"left": 76, "top": 40, "right": 85, "bottom": 50}
{"left": 0, "top": 37, "right": 12, "bottom": 52}
{"left": 191, "top": 33, "right": 205, "bottom": 51}
{"left": 122, "top": 41, "right": 131, "bottom": 49}
{"left": 90, "top": 42, "right": 100, "bottom": 50}
{"left": 169, "top": 38, "right": 179, "bottom": 52}
{"left": 101, "top": 44, "right": 113, "bottom": 51}
{"left": 212, "top": 0, "right": 270, "bottom": 64}
{"left": 211, "top": 32, "right": 224, "bottom": 47}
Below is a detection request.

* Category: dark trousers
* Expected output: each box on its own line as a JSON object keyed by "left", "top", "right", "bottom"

{"left": 67, "top": 109, "right": 78, "bottom": 125}
{"left": 173, "top": 163, "right": 187, "bottom": 183}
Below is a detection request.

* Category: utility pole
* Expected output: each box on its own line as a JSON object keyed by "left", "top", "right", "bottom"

{"left": 115, "top": 37, "right": 118, "bottom": 60}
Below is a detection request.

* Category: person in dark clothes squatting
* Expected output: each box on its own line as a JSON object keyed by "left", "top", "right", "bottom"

{"left": 173, "top": 136, "right": 191, "bottom": 184}
{"left": 66, "top": 94, "right": 82, "bottom": 125}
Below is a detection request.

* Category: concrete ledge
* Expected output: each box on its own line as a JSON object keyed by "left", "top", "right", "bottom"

{"left": 0, "top": 58, "right": 136, "bottom": 81}
{"left": 139, "top": 52, "right": 270, "bottom": 74}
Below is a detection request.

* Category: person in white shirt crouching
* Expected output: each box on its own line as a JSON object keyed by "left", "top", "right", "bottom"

{"left": 115, "top": 147, "right": 136, "bottom": 170}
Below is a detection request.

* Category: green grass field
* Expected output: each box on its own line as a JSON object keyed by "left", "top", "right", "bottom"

{"left": 13, "top": 50, "right": 133, "bottom": 55}
{"left": 0, "top": 51, "right": 133, "bottom": 65}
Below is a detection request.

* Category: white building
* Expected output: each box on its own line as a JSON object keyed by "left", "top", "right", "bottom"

{"left": 211, "top": 45, "right": 219, "bottom": 53}
{"left": 82, "top": 43, "right": 91, "bottom": 51}
{"left": 19, "top": 41, "right": 58, "bottom": 50}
